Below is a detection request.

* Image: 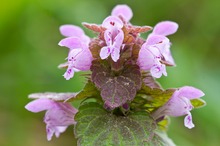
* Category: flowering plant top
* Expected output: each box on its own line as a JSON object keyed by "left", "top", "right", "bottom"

{"left": 25, "top": 4, "right": 206, "bottom": 146}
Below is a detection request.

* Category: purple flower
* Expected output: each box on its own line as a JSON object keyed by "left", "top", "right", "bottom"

{"left": 138, "top": 35, "right": 168, "bottom": 78}
{"left": 25, "top": 98, "right": 77, "bottom": 141}
{"left": 100, "top": 16, "right": 124, "bottom": 62}
{"left": 63, "top": 44, "right": 93, "bottom": 80}
{"left": 152, "top": 86, "right": 205, "bottom": 129}
{"left": 137, "top": 21, "right": 178, "bottom": 78}
{"left": 111, "top": 4, "right": 133, "bottom": 22}
{"left": 58, "top": 25, "right": 93, "bottom": 80}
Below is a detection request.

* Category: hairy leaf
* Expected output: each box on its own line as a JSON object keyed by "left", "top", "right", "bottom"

{"left": 129, "top": 25, "right": 152, "bottom": 34}
{"left": 74, "top": 102, "right": 174, "bottom": 146}
{"left": 89, "top": 38, "right": 103, "bottom": 59}
{"left": 131, "top": 43, "right": 142, "bottom": 60}
{"left": 142, "top": 72, "right": 161, "bottom": 89}
{"left": 122, "top": 26, "right": 135, "bottom": 44}
{"left": 74, "top": 80, "right": 100, "bottom": 101}
{"left": 82, "top": 22, "right": 106, "bottom": 32}
{"left": 136, "top": 85, "right": 176, "bottom": 111}
{"left": 28, "top": 92, "right": 77, "bottom": 102}
{"left": 150, "top": 131, "right": 176, "bottom": 146}
{"left": 91, "top": 61, "right": 142, "bottom": 109}
{"left": 142, "top": 72, "right": 162, "bottom": 89}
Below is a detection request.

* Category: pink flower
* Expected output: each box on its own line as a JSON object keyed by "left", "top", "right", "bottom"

{"left": 58, "top": 25, "right": 93, "bottom": 80}
{"left": 111, "top": 4, "right": 133, "bottom": 22}
{"left": 25, "top": 98, "right": 78, "bottom": 140}
{"left": 100, "top": 16, "right": 124, "bottom": 62}
{"left": 63, "top": 41, "right": 93, "bottom": 80}
{"left": 152, "top": 86, "right": 205, "bottom": 129}
{"left": 138, "top": 35, "right": 168, "bottom": 78}
{"left": 138, "top": 21, "right": 178, "bottom": 78}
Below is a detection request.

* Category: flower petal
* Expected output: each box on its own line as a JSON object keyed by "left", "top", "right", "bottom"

{"left": 25, "top": 98, "right": 54, "bottom": 113}
{"left": 177, "top": 86, "right": 205, "bottom": 100}
{"left": 150, "top": 63, "right": 167, "bottom": 78}
{"left": 46, "top": 125, "right": 55, "bottom": 141}
{"left": 161, "top": 41, "right": 176, "bottom": 66}
{"left": 104, "top": 29, "right": 113, "bottom": 46}
{"left": 68, "top": 48, "right": 83, "bottom": 62}
{"left": 138, "top": 44, "right": 155, "bottom": 70}
{"left": 44, "top": 103, "right": 76, "bottom": 126}
{"left": 58, "top": 37, "right": 82, "bottom": 49}
{"left": 55, "top": 126, "right": 68, "bottom": 138}
{"left": 63, "top": 66, "right": 75, "bottom": 80}
{"left": 59, "top": 25, "right": 85, "bottom": 37}
{"left": 100, "top": 46, "right": 111, "bottom": 60}
{"left": 102, "top": 16, "right": 123, "bottom": 28}
{"left": 73, "top": 48, "right": 93, "bottom": 71}
{"left": 113, "top": 28, "right": 124, "bottom": 49}
{"left": 146, "top": 34, "right": 167, "bottom": 46}
{"left": 153, "top": 21, "right": 178, "bottom": 36}
{"left": 167, "top": 96, "right": 193, "bottom": 117}
{"left": 184, "top": 113, "right": 195, "bottom": 129}
{"left": 111, "top": 4, "right": 133, "bottom": 22}
{"left": 46, "top": 125, "right": 68, "bottom": 141}
{"left": 111, "top": 47, "right": 120, "bottom": 62}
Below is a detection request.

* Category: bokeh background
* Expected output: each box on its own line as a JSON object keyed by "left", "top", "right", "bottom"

{"left": 1, "top": 0, "right": 219, "bottom": 146}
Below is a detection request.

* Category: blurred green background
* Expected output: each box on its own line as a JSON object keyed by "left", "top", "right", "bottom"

{"left": 0, "top": 0, "right": 219, "bottom": 146}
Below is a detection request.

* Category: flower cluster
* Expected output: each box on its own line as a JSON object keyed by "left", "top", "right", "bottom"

{"left": 25, "top": 4, "right": 205, "bottom": 143}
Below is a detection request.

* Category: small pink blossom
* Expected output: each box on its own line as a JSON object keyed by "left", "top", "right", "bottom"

{"left": 25, "top": 98, "right": 78, "bottom": 140}
{"left": 138, "top": 21, "right": 178, "bottom": 78}
{"left": 64, "top": 46, "right": 92, "bottom": 80}
{"left": 138, "top": 35, "right": 168, "bottom": 78}
{"left": 100, "top": 16, "right": 124, "bottom": 62}
{"left": 58, "top": 25, "right": 93, "bottom": 80}
{"left": 152, "top": 86, "right": 205, "bottom": 129}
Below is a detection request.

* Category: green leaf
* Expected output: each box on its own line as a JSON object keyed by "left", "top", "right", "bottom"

{"left": 74, "top": 102, "right": 175, "bottom": 146}
{"left": 137, "top": 85, "right": 176, "bottom": 111}
{"left": 74, "top": 80, "right": 100, "bottom": 101}
{"left": 191, "top": 98, "right": 206, "bottom": 108}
